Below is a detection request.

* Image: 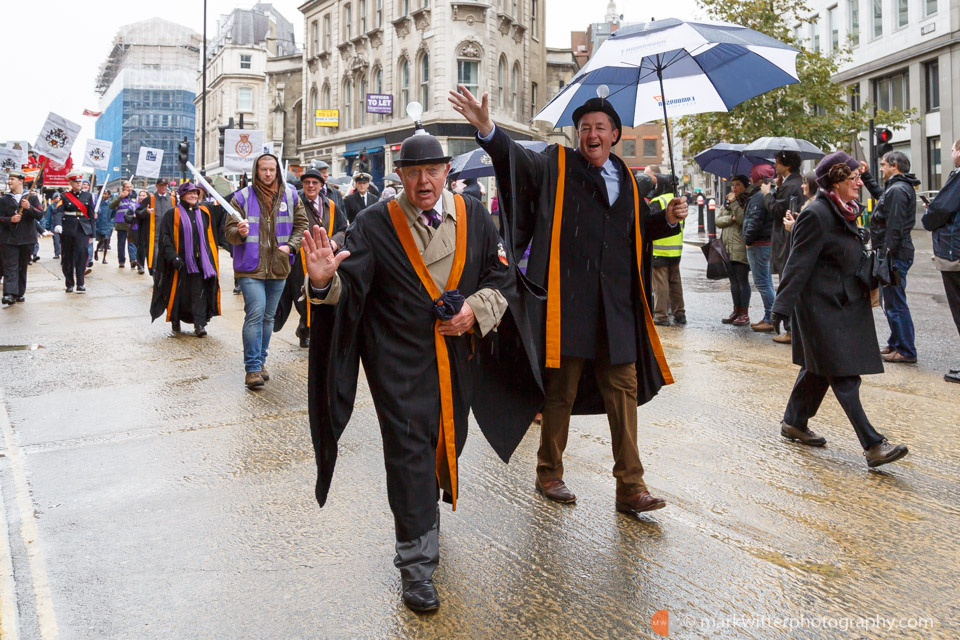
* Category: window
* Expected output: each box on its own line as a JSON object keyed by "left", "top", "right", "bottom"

{"left": 643, "top": 138, "right": 658, "bottom": 158}
{"left": 849, "top": 0, "right": 860, "bottom": 46}
{"left": 343, "top": 79, "right": 352, "bottom": 129}
{"left": 531, "top": 0, "right": 538, "bottom": 36}
{"left": 344, "top": 4, "right": 352, "bottom": 39}
{"left": 310, "top": 87, "right": 318, "bottom": 136}
{"left": 512, "top": 62, "right": 520, "bottom": 118}
{"left": 238, "top": 87, "right": 253, "bottom": 111}
{"left": 458, "top": 60, "right": 479, "bottom": 96}
{"left": 924, "top": 0, "right": 937, "bottom": 16}
{"left": 828, "top": 6, "right": 839, "bottom": 52}
{"left": 376, "top": 0, "right": 383, "bottom": 27}
{"left": 323, "top": 15, "right": 331, "bottom": 49}
{"left": 311, "top": 21, "right": 319, "bottom": 55}
{"left": 512, "top": 0, "right": 518, "bottom": 18}
{"left": 873, "top": 0, "right": 883, "bottom": 37}
{"left": 360, "top": 0, "right": 367, "bottom": 33}
{"left": 497, "top": 56, "right": 506, "bottom": 110}
{"left": 357, "top": 73, "right": 367, "bottom": 126}
{"left": 874, "top": 70, "right": 909, "bottom": 111}
{"left": 322, "top": 83, "right": 331, "bottom": 109}
{"left": 399, "top": 59, "right": 410, "bottom": 112}
{"left": 622, "top": 139, "right": 636, "bottom": 157}
{"left": 849, "top": 83, "right": 861, "bottom": 111}
{"left": 240, "top": 54, "right": 252, "bottom": 70}
{"left": 531, "top": 82, "right": 538, "bottom": 119}
{"left": 811, "top": 17, "right": 820, "bottom": 52}
{"left": 897, "top": 0, "right": 908, "bottom": 28}
{"left": 400, "top": 0, "right": 409, "bottom": 16}
{"left": 374, "top": 66, "right": 384, "bottom": 121}
{"left": 927, "top": 137, "right": 942, "bottom": 190}
{"left": 925, "top": 60, "right": 939, "bottom": 111}
{"left": 422, "top": 0, "right": 429, "bottom": 7}
{"left": 419, "top": 52, "right": 430, "bottom": 110}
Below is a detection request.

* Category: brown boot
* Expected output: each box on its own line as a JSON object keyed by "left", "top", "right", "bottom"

{"left": 721, "top": 308, "right": 738, "bottom": 324}
{"left": 616, "top": 490, "right": 667, "bottom": 514}
{"left": 732, "top": 307, "right": 751, "bottom": 326}
{"left": 245, "top": 371, "right": 264, "bottom": 389}
{"left": 535, "top": 478, "right": 576, "bottom": 503}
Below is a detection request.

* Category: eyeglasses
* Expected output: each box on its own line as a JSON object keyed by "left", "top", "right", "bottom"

{"left": 403, "top": 166, "right": 447, "bottom": 180}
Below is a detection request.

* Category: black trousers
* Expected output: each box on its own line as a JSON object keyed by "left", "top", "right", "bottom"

{"left": 729, "top": 260, "right": 751, "bottom": 308}
{"left": 2, "top": 243, "right": 33, "bottom": 297}
{"left": 942, "top": 271, "right": 960, "bottom": 341}
{"left": 60, "top": 227, "right": 90, "bottom": 288}
{"left": 783, "top": 369, "right": 884, "bottom": 450}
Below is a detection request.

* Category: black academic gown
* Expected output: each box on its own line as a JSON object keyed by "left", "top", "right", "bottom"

{"left": 481, "top": 126, "right": 675, "bottom": 415}
{"left": 307, "top": 194, "right": 540, "bottom": 542}
{"left": 274, "top": 191, "right": 347, "bottom": 333}
{"left": 150, "top": 205, "right": 221, "bottom": 327}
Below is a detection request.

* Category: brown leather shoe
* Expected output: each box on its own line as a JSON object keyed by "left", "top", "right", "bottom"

{"left": 751, "top": 320, "right": 774, "bottom": 332}
{"left": 245, "top": 371, "right": 264, "bottom": 389}
{"left": 260, "top": 367, "right": 270, "bottom": 381}
{"left": 882, "top": 351, "right": 917, "bottom": 364}
{"left": 616, "top": 490, "right": 667, "bottom": 514}
{"left": 535, "top": 479, "right": 576, "bottom": 503}
{"left": 772, "top": 331, "right": 792, "bottom": 344}
{"left": 721, "top": 308, "right": 738, "bottom": 324}
{"left": 780, "top": 421, "right": 826, "bottom": 446}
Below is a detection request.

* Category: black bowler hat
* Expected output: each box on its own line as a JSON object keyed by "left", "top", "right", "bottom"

{"left": 394, "top": 133, "right": 452, "bottom": 167}
{"left": 301, "top": 168, "right": 324, "bottom": 182}
{"left": 572, "top": 97, "right": 622, "bottom": 143}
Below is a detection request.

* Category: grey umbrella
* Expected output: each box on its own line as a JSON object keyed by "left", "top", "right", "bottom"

{"left": 742, "top": 136, "right": 825, "bottom": 160}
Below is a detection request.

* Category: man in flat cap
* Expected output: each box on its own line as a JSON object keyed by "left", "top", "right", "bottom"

{"left": 301, "top": 128, "right": 540, "bottom": 612}
{"left": 0, "top": 171, "right": 43, "bottom": 305}
{"left": 344, "top": 171, "right": 375, "bottom": 222}
{"left": 53, "top": 171, "right": 96, "bottom": 293}
{"left": 313, "top": 160, "right": 344, "bottom": 214}
{"left": 450, "top": 85, "right": 687, "bottom": 515}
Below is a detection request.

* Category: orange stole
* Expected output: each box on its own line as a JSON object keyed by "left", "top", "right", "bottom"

{"left": 166, "top": 206, "right": 220, "bottom": 321}
{"left": 544, "top": 148, "right": 673, "bottom": 383}
{"left": 386, "top": 195, "right": 468, "bottom": 509}
{"left": 299, "top": 198, "right": 337, "bottom": 329}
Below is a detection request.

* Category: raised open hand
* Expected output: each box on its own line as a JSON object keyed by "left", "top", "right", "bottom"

{"left": 448, "top": 85, "right": 493, "bottom": 137}
{"left": 303, "top": 224, "right": 350, "bottom": 289}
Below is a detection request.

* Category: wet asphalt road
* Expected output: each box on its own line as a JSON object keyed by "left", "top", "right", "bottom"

{"left": 1, "top": 226, "right": 958, "bottom": 640}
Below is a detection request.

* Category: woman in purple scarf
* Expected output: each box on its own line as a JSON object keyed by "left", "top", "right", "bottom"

{"left": 149, "top": 182, "right": 221, "bottom": 336}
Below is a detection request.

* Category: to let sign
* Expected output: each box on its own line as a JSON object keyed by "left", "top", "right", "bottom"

{"left": 315, "top": 109, "right": 340, "bottom": 128}
{"left": 365, "top": 93, "right": 393, "bottom": 114}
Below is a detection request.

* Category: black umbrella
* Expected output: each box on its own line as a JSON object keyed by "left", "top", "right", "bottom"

{"left": 742, "top": 136, "right": 825, "bottom": 160}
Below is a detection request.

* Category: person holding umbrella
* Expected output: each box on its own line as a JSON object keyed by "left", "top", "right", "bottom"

{"left": 771, "top": 151, "right": 908, "bottom": 469}
{"left": 450, "top": 84, "right": 687, "bottom": 515}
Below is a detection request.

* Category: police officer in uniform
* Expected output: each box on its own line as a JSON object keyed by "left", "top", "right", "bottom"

{"left": 54, "top": 171, "right": 96, "bottom": 293}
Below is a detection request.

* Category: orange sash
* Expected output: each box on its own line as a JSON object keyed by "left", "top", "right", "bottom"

{"left": 299, "top": 198, "right": 337, "bottom": 329}
{"left": 166, "top": 206, "right": 220, "bottom": 321}
{"left": 387, "top": 195, "right": 468, "bottom": 509}
{"left": 545, "top": 147, "right": 672, "bottom": 383}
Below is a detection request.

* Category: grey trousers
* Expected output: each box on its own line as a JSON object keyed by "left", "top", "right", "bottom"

{"left": 394, "top": 507, "right": 439, "bottom": 582}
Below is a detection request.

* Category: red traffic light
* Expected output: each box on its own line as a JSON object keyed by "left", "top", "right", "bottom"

{"left": 877, "top": 128, "right": 893, "bottom": 143}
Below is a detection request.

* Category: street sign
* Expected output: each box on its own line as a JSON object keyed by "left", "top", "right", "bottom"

{"left": 315, "top": 109, "right": 339, "bottom": 128}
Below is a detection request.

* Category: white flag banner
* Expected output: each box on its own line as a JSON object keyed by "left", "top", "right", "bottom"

{"left": 224, "top": 129, "right": 264, "bottom": 172}
{"left": 5, "top": 140, "right": 29, "bottom": 165}
{"left": 0, "top": 147, "right": 21, "bottom": 182}
{"left": 83, "top": 138, "right": 113, "bottom": 171}
{"left": 136, "top": 146, "right": 164, "bottom": 178}
{"left": 34, "top": 112, "right": 82, "bottom": 164}
{"left": 262, "top": 140, "right": 275, "bottom": 156}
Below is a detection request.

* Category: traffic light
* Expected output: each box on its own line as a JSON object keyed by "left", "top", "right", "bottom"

{"left": 876, "top": 128, "right": 894, "bottom": 156}
{"left": 177, "top": 137, "right": 189, "bottom": 172}
{"left": 217, "top": 117, "right": 235, "bottom": 166}
{"left": 357, "top": 152, "right": 370, "bottom": 173}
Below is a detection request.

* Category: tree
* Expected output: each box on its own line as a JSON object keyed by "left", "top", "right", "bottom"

{"left": 676, "top": 0, "right": 914, "bottom": 157}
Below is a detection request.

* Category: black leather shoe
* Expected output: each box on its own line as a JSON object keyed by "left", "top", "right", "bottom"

{"left": 194, "top": 325, "right": 207, "bottom": 338}
{"left": 1, "top": 295, "right": 14, "bottom": 306}
{"left": 75, "top": 286, "right": 86, "bottom": 293}
{"left": 402, "top": 579, "right": 440, "bottom": 613}
{"left": 945, "top": 371, "right": 960, "bottom": 384}
{"left": 297, "top": 326, "right": 310, "bottom": 348}
{"left": 15, "top": 296, "right": 24, "bottom": 303}
{"left": 673, "top": 312, "right": 687, "bottom": 325}
{"left": 65, "top": 286, "right": 74, "bottom": 293}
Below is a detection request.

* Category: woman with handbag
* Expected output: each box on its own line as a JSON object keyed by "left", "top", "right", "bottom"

{"left": 770, "top": 151, "right": 908, "bottom": 469}
{"left": 716, "top": 175, "right": 751, "bottom": 325}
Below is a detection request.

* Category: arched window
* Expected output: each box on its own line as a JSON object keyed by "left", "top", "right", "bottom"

{"left": 322, "top": 83, "right": 331, "bottom": 109}
{"left": 343, "top": 78, "right": 353, "bottom": 129}
{"left": 497, "top": 56, "right": 507, "bottom": 111}
{"left": 373, "top": 65, "right": 384, "bottom": 121}
{"left": 418, "top": 51, "right": 430, "bottom": 111}
{"left": 512, "top": 62, "right": 521, "bottom": 118}
{"left": 357, "top": 73, "right": 367, "bottom": 126}
{"left": 310, "top": 86, "right": 319, "bottom": 136}
{"left": 399, "top": 58, "right": 410, "bottom": 113}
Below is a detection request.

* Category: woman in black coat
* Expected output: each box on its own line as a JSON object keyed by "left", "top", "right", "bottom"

{"left": 771, "top": 151, "right": 908, "bottom": 469}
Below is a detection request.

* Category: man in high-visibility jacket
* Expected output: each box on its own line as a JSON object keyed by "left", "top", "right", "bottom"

{"left": 647, "top": 172, "right": 686, "bottom": 326}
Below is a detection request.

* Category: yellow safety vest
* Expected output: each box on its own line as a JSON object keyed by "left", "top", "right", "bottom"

{"left": 651, "top": 192, "right": 684, "bottom": 258}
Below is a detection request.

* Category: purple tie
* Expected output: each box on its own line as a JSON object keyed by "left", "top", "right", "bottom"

{"left": 421, "top": 208, "right": 441, "bottom": 229}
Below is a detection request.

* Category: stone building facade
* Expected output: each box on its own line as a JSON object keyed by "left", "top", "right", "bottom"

{"left": 299, "top": 0, "right": 549, "bottom": 184}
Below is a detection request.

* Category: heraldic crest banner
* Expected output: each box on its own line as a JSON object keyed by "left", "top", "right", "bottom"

{"left": 34, "top": 112, "right": 81, "bottom": 165}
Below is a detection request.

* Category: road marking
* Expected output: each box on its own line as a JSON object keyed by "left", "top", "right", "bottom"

{"left": 0, "top": 389, "right": 60, "bottom": 640}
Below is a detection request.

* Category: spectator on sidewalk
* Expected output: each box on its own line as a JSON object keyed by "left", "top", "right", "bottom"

{"left": 922, "top": 136, "right": 960, "bottom": 383}
{"left": 742, "top": 164, "right": 777, "bottom": 332}
{"left": 94, "top": 189, "right": 114, "bottom": 264}
{"left": 862, "top": 151, "right": 920, "bottom": 364}
{"left": 647, "top": 168, "right": 685, "bottom": 326}
{"left": 43, "top": 192, "right": 62, "bottom": 258}
{"left": 716, "top": 175, "right": 751, "bottom": 325}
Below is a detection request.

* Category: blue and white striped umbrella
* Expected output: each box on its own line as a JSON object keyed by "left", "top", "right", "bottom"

{"left": 533, "top": 18, "right": 800, "bottom": 129}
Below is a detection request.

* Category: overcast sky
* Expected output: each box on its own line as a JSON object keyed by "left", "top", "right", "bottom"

{"left": 2, "top": 0, "right": 700, "bottom": 149}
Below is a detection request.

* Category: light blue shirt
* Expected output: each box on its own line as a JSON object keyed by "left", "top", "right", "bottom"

{"left": 479, "top": 124, "right": 620, "bottom": 203}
